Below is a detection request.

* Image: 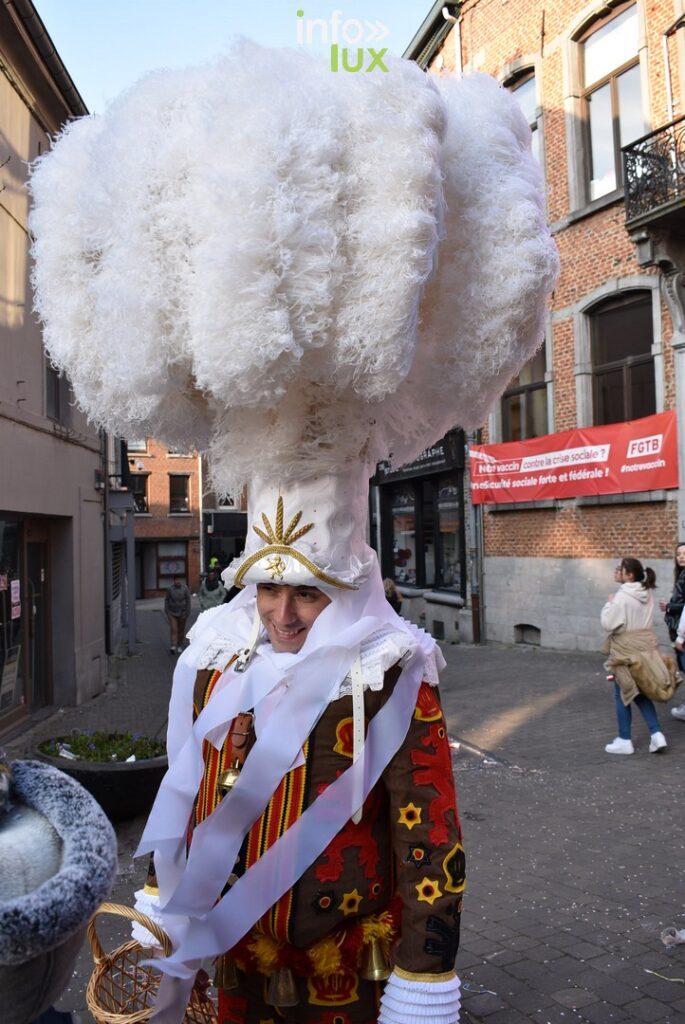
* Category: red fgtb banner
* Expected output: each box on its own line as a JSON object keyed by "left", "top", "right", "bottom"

{"left": 470, "top": 411, "right": 679, "bottom": 505}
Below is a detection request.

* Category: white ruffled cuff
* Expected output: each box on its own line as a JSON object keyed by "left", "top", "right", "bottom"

{"left": 378, "top": 968, "right": 461, "bottom": 1024}
{"left": 131, "top": 887, "right": 166, "bottom": 948}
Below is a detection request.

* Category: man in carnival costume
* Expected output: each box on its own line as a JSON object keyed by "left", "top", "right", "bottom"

{"left": 29, "top": 42, "right": 558, "bottom": 1024}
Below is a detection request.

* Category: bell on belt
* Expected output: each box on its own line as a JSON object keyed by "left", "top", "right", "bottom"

{"left": 213, "top": 954, "right": 240, "bottom": 991}
{"left": 217, "top": 758, "right": 241, "bottom": 793}
{"left": 266, "top": 966, "right": 299, "bottom": 1006}
{"left": 360, "top": 936, "right": 391, "bottom": 981}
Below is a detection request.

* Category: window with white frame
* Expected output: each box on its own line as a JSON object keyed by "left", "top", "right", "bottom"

{"left": 590, "top": 290, "right": 655, "bottom": 425}
{"left": 501, "top": 348, "right": 547, "bottom": 442}
{"left": 579, "top": 3, "right": 645, "bottom": 201}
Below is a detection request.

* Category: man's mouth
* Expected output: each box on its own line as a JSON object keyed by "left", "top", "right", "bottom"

{"left": 271, "top": 624, "right": 303, "bottom": 640}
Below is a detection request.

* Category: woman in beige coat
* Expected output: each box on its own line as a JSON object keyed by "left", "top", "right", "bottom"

{"left": 601, "top": 557, "right": 668, "bottom": 755}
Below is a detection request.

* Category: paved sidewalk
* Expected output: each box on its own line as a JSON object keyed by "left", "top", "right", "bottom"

{"left": 5, "top": 604, "right": 685, "bottom": 1023}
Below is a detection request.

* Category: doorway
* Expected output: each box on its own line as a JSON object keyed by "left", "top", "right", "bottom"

{"left": 26, "top": 533, "right": 51, "bottom": 709}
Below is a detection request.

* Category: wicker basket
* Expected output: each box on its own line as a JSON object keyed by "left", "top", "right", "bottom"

{"left": 85, "top": 902, "right": 218, "bottom": 1024}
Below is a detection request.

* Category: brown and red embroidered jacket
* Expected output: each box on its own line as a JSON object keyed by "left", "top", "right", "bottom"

{"left": 191, "top": 664, "right": 465, "bottom": 977}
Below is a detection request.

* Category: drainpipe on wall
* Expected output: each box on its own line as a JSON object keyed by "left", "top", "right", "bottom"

{"left": 465, "top": 431, "right": 483, "bottom": 644}
{"left": 663, "top": 14, "right": 685, "bottom": 123}
{"left": 101, "top": 430, "right": 112, "bottom": 655}
{"left": 441, "top": 5, "right": 463, "bottom": 77}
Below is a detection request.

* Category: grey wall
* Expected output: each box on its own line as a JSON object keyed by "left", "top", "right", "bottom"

{"left": 484, "top": 556, "right": 674, "bottom": 651}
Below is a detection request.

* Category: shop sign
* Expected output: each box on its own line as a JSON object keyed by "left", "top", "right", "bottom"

{"left": 375, "top": 430, "right": 463, "bottom": 483}
{"left": 470, "top": 411, "right": 678, "bottom": 505}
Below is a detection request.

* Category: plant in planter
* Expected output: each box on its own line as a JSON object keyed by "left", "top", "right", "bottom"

{"left": 36, "top": 731, "right": 167, "bottom": 822}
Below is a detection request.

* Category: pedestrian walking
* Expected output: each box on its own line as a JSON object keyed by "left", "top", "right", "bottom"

{"left": 197, "top": 568, "right": 227, "bottom": 612}
{"left": 164, "top": 575, "right": 191, "bottom": 655}
{"left": 383, "top": 577, "right": 402, "bottom": 614}
{"left": 601, "top": 557, "right": 669, "bottom": 755}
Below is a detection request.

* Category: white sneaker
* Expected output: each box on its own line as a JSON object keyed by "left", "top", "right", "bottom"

{"left": 649, "top": 731, "right": 668, "bottom": 753}
{"left": 605, "top": 737, "right": 634, "bottom": 755}
{"left": 671, "top": 703, "right": 685, "bottom": 721}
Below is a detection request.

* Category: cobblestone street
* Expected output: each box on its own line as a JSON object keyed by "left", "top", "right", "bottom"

{"left": 6, "top": 603, "right": 685, "bottom": 1023}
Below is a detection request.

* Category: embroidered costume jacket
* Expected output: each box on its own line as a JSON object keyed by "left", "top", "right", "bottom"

{"left": 191, "top": 662, "right": 465, "bottom": 1022}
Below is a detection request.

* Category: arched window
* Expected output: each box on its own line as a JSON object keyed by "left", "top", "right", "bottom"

{"left": 578, "top": 2, "right": 645, "bottom": 201}
{"left": 590, "top": 290, "right": 654, "bottom": 424}
{"left": 508, "top": 71, "right": 541, "bottom": 169}
{"left": 501, "top": 347, "right": 547, "bottom": 441}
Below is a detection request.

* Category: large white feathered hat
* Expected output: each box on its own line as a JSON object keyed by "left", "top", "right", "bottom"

{"left": 29, "top": 42, "right": 558, "bottom": 588}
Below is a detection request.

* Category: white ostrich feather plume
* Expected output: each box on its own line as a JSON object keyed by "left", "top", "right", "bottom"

{"left": 29, "top": 42, "right": 558, "bottom": 494}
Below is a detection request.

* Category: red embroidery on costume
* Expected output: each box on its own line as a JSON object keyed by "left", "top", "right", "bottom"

{"left": 413, "top": 681, "right": 442, "bottom": 721}
{"left": 410, "top": 722, "right": 459, "bottom": 846}
{"left": 315, "top": 788, "right": 381, "bottom": 883}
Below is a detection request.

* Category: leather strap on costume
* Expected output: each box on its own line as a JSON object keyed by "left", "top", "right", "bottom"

{"left": 227, "top": 713, "right": 255, "bottom": 767}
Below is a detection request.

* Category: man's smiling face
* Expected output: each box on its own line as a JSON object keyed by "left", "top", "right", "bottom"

{"left": 256, "top": 583, "right": 331, "bottom": 653}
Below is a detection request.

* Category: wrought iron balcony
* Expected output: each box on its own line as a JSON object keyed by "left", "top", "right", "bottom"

{"left": 623, "top": 116, "right": 685, "bottom": 230}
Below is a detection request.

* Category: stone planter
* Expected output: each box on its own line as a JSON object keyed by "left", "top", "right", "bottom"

{"left": 1, "top": 760, "right": 117, "bottom": 1024}
{"left": 36, "top": 746, "right": 168, "bottom": 822}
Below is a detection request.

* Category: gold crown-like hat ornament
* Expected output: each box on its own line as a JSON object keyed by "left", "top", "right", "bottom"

{"left": 233, "top": 496, "right": 356, "bottom": 590}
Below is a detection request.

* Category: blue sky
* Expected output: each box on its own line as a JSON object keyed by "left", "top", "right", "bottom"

{"left": 34, "top": 1, "right": 432, "bottom": 112}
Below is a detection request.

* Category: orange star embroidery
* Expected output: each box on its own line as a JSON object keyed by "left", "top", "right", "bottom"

{"left": 338, "top": 888, "right": 363, "bottom": 916}
{"left": 416, "top": 877, "right": 442, "bottom": 905}
{"left": 397, "top": 802, "right": 422, "bottom": 830}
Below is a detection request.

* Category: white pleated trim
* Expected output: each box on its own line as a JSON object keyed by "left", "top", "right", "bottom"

{"left": 378, "top": 970, "right": 461, "bottom": 1024}
{"left": 382, "top": 995, "right": 460, "bottom": 1017}
{"left": 187, "top": 612, "right": 440, "bottom": 694}
{"left": 131, "top": 888, "right": 165, "bottom": 949}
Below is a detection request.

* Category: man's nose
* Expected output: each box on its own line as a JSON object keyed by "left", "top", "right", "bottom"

{"left": 273, "top": 592, "right": 297, "bottom": 623}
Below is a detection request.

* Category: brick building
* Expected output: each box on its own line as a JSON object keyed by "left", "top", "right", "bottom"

{"left": 399, "top": 0, "right": 685, "bottom": 649}
{"left": 127, "top": 439, "right": 202, "bottom": 597}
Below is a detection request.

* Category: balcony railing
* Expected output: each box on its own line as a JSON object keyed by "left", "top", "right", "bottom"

{"left": 623, "top": 115, "right": 685, "bottom": 227}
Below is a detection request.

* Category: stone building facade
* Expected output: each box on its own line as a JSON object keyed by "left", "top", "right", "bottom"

{"left": 405, "top": 0, "right": 685, "bottom": 649}
{"left": 0, "top": 0, "right": 108, "bottom": 736}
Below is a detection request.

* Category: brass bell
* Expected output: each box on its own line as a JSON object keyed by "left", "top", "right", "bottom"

{"left": 213, "top": 954, "right": 240, "bottom": 991}
{"left": 217, "top": 758, "right": 241, "bottom": 794}
{"left": 360, "top": 936, "right": 391, "bottom": 981}
{"left": 266, "top": 966, "right": 299, "bottom": 1007}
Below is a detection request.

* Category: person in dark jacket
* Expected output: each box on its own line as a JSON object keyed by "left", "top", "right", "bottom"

{"left": 164, "top": 576, "right": 191, "bottom": 654}
{"left": 663, "top": 542, "right": 685, "bottom": 719}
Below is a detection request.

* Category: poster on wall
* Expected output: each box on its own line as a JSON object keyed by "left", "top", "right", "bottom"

{"left": 470, "top": 411, "right": 679, "bottom": 505}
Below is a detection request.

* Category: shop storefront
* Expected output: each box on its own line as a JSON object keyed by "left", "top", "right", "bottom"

{"left": 0, "top": 516, "right": 52, "bottom": 732}
{"left": 372, "top": 430, "right": 469, "bottom": 641}
{"left": 203, "top": 509, "right": 248, "bottom": 575}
